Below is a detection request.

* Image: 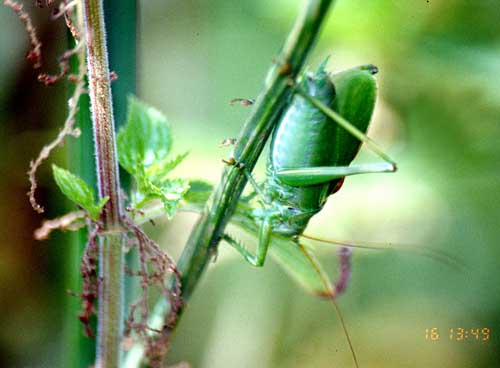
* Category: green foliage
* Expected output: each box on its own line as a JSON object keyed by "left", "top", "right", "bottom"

{"left": 52, "top": 165, "right": 109, "bottom": 221}
{"left": 117, "top": 96, "right": 189, "bottom": 218}
{"left": 117, "top": 96, "right": 172, "bottom": 173}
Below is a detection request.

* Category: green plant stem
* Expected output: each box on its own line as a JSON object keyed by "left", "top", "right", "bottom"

{"left": 82, "top": 0, "right": 125, "bottom": 366}
{"left": 124, "top": 0, "right": 335, "bottom": 365}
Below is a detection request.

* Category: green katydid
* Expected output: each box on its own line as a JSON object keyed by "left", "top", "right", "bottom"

{"left": 222, "top": 59, "right": 396, "bottom": 269}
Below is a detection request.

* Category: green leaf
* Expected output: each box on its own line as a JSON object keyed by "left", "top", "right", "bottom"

{"left": 134, "top": 174, "right": 189, "bottom": 218}
{"left": 157, "top": 179, "right": 190, "bottom": 218}
{"left": 117, "top": 96, "right": 172, "bottom": 175}
{"left": 95, "top": 196, "right": 110, "bottom": 216}
{"left": 117, "top": 96, "right": 190, "bottom": 217}
{"left": 52, "top": 165, "right": 109, "bottom": 220}
{"left": 146, "top": 152, "right": 189, "bottom": 183}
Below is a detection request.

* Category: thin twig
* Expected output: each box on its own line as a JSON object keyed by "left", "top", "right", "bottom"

{"left": 79, "top": 222, "right": 100, "bottom": 338}
{"left": 27, "top": 41, "right": 86, "bottom": 213}
{"left": 123, "top": 218, "right": 182, "bottom": 368}
{"left": 34, "top": 210, "right": 86, "bottom": 240}
{"left": 3, "top": 0, "right": 42, "bottom": 68}
{"left": 38, "top": 42, "right": 84, "bottom": 85}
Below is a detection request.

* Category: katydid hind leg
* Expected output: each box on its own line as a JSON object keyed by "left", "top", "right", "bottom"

{"left": 276, "top": 162, "right": 395, "bottom": 187}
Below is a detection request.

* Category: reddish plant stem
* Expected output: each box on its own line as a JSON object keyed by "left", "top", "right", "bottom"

{"left": 82, "top": 0, "right": 122, "bottom": 228}
{"left": 82, "top": 0, "right": 124, "bottom": 366}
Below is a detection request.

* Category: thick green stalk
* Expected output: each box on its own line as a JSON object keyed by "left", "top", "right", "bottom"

{"left": 124, "top": 0, "right": 334, "bottom": 365}
{"left": 82, "top": 0, "right": 125, "bottom": 366}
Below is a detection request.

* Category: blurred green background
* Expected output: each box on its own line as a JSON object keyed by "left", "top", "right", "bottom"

{"left": 1, "top": 0, "right": 499, "bottom": 367}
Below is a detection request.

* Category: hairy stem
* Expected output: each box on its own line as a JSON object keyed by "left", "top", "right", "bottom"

{"left": 82, "top": 0, "right": 124, "bottom": 366}
{"left": 82, "top": 0, "right": 122, "bottom": 226}
{"left": 124, "top": 0, "right": 335, "bottom": 365}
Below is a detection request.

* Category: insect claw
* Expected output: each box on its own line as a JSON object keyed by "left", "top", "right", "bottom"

{"left": 222, "top": 157, "right": 247, "bottom": 171}
{"left": 222, "top": 157, "right": 236, "bottom": 166}
{"left": 210, "top": 246, "right": 219, "bottom": 262}
{"left": 222, "top": 158, "right": 235, "bottom": 166}
{"left": 230, "top": 98, "right": 254, "bottom": 107}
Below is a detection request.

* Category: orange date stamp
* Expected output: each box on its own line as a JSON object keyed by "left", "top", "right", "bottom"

{"left": 425, "top": 327, "right": 491, "bottom": 342}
